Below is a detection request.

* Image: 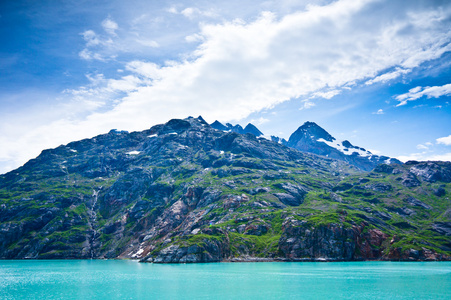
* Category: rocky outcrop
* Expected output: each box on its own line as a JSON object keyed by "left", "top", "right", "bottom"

{"left": 408, "top": 161, "right": 451, "bottom": 183}
{"left": 279, "top": 219, "right": 357, "bottom": 260}
{"left": 142, "top": 228, "right": 230, "bottom": 263}
{"left": 431, "top": 222, "right": 451, "bottom": 236}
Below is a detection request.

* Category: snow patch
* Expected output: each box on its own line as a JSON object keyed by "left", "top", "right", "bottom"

{"left": 220, "top": 150, "right": 224, "bottom": 154}
{"left": 69, "top": 149, "right": 77, "bottom": 153}
{"left": 131, "top": 248, "right": 144, "bottom": 258}
{"left": 317, "top": 138, "right": 371, "bottom": 157}
{"left": 148, "top": 134, "right": 158, "bottom": 138}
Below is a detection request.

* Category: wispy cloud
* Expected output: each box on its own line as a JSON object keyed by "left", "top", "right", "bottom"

{"left": 78, "top": 0, "right": 450, "bottom": 122}
{"left": 365, "top": 68, "right": 411, "bottom": 85}
{"left": 396, "top": 83, "right": 451, "bottom": 106}
{"left": 416, "top": 144, "right": 428, "bottom": 150}
{"left": 79, "top": 17, "right": 159, "bottom": 61}
{"left": 168, "top": 6, "right": 217, "bottom": 19}
{"left": 2, "top": 0, "right": 451, "bottom": 173}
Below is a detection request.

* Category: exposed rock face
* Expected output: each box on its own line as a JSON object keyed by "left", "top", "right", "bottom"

{"left": 0, "top": 116, "right": 450, "bottom": 262}
{"left": 279, "top": 219, "right": 357, "bottom": 260}
{"left": 146, "top": 237, "right": 228, "bottom": 263}
{"left": 431, "top": 222, "right": 451, "bottom": 236}
{"left": 408, "top": 161, "right": 451, "bottom": 183}
{"left": 401, "top": 173, "right": 421, "bottom": 187}
{"left": 274, "top": 182, "right": 308, "bottom": 201}
{"left": 278, "top": 219, "right": 397, "bottom": 261}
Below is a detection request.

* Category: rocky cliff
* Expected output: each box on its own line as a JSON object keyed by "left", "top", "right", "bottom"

{"left": 0, "top": 117, "right": 449, "bottom": 262}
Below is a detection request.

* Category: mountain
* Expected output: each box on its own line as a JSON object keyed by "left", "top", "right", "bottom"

{"left": 284, "top": 121, "right": 403, "bottom": 171}
{"left": 0, "top": 117, "right": 450, "bottom": 262}
{"left": 210, "top": 120, "right": 263, "bottom": 136}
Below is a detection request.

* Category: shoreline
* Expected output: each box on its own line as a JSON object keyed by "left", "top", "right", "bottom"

{"left": 1, "top": 257, "right": 451, "bottom": 263}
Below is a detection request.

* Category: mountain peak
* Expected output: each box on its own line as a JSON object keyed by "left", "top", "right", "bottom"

{"left": 288, "top": 121, "right": 334, "bottom": 144}
{"left": 284, "top": 121, "right": 402, "bottom": 171}
{"left": 301, "top": 121, "right": 320, "bottom": 127}
{"left": 210, "top": 120, "right": 228, "bottom": 131}
{"left": 243, "top": 123, "right": 263, "bottom": 136}
{"left": 196, "top": 115, "right": 209, "bottom": 125}
{"left": 210, "top": 121, "right": 263, "bottom": 136}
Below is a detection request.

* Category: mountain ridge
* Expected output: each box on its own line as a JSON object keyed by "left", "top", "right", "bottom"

{"left": 210, "top": 119, "right": 402, "bottom": 171}
{"left": 0, "top": 116, "right": 449, "bottom": 262}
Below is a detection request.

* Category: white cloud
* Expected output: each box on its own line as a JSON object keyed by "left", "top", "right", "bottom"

{"left": 373, "top": 109, "right": 384, "bottom": 115}
{"left": 167, "top": 5, "right": 217, "bottom": 19}
{"left": 185, "top": 34, "right": 204, "bottom": 43}
{"left": 79, "top": 48, "right": 105, "bottom": 61}
{"left": 101, "top": 18, "right": 119, "bottom": 35}
{"left": 2, "top": 0, "right": 451, "bottom": 173}
{"left": 398, "top": 152, "right": 451, "bottom": 162}
{"left": 428, "top": 153, "right": 451, "bottom": 161}
{"left": 250, "top": 117, "right": 270, "bottom": 126}
{"left": 437, "top": 134, "right": 451, "bottom": 145}
{"left": 299, "top": 101, "right": 316, "bottom": 110}
{"left": 81, "top": 30, "right": 101, "bottom": 46}
{"left": 396, "top": 83, "right": 451, "bottom": 106}
{"left": 310, "top": 90, "right": 341, "bottom": 100}
{"left": 181, "top": 7, "right": 198, "bottom": 18}
{"left": 179, "top": 7, "right": 217, "bottom": 19}
{"left": 167, "top": 6, "right": 178, "bottom": 14}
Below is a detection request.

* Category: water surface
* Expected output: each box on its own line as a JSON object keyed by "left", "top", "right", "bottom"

{"left": 1, "top": 260, "right": 450, "bottom": 299}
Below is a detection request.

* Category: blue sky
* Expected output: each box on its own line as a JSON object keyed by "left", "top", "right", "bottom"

{"left": 1, "top": 0, "right": 450, "bottom": 174}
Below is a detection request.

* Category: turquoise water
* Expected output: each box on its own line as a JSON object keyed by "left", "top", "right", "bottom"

{"left": 0, "top": 261, "right": 450, "bottom": 299}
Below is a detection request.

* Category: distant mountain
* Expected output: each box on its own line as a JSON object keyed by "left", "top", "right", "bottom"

{"left": 211, "top": 120, "right": 401, "bottom": 171}
{"left": 210, "top": 120, "right": 228, "bottom": 131}
{"left": 210, "top": 120, "right": 263, "bottom": 136}
{"left": 243, "top": 123, "right": 263, "bottom": 136}
{"left": 0, "top": 116, "right": 449, "bottom": 262}
{"left": 285, "top": 122, "right": 402, "bottom": 171}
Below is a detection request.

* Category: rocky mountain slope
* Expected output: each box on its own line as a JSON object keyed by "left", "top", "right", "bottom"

{"left": 0, "top": 117, "right": 450, "bottom": 262}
